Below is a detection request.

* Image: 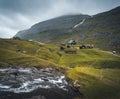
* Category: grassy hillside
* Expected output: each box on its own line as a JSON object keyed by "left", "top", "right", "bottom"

{"left": 59, "top": 49, "right": 120, "bottom": 69}
{"left": 0, "top": 39, "right": 58, "bottom": 67}
{"left": 67, "top": 67, "right": 120, "bottom": 99}
{"left": 0, "top": 39, "right": 120, "bottom": 99}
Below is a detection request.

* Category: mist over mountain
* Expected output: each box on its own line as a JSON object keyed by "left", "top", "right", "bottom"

{"left": 15, "top": 6, "right": 120, "bottom": 52}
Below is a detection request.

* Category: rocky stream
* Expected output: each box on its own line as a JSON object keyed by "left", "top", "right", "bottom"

{"left": 0, "top": 67, "right": 82, "bottom": 99}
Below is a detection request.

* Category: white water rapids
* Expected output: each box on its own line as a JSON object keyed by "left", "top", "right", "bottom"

{"left": 0, "top": 68, "right": 68, "bottom": 93}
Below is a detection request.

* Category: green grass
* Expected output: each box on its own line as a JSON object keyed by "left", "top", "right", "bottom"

{"left": 59, "top": 49, "right": 120, "bottom": 69}
{"left": 67, "top": 67, "right": 120, "bottom": 99}
{"left": 0, "top": 39, "right": 120, "bottom": 99}
{"left": 37, "top": 46, "right": 60, "bottom": 63}
{"left": 0, "top": 39, "right": 57, "bottom": 67}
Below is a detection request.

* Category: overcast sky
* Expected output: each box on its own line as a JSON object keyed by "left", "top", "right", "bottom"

{"left": 0, "top": 0, "right": 120, "bottom": 38}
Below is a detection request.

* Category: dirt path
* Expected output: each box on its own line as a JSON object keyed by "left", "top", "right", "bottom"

{"left": 102, "top": 51, "right": 120, "bottom": 57}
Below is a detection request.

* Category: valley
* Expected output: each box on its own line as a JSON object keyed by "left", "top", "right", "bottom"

{"left": 0, "top": 39, "right": 120, "bottom": 99}
{"left": 0, "top": 1, "right": 120, "bottom": 99}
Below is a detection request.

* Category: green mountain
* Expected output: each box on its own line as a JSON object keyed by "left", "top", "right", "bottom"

{"left": 73, "top": 6, "right": 120, "bottom": 52}
{"left": 15, "top": 6, "right": 120, "bottom": 52}
{"left": 15, "top": 15, "right": 90, "bottom": 42}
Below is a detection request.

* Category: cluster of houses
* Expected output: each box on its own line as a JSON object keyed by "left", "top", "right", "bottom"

{"left": 60, "top": 40, "right": 94, "bottom": 54}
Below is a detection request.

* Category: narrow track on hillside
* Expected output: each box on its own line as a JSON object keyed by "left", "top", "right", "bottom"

{"left": 101, "top": 51, "right": 120, "bottom": 57}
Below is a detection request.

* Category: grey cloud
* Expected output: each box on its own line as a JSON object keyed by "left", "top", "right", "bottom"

{"left": 0, "top": 0, "right": 51, "bottom": 14}
{"left": 0, "top": 0, "right": 120, "bottom": 38}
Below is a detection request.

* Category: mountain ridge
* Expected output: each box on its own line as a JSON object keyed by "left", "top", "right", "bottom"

{"left": 15, "top": 6, "right": 120, "bottom": 52}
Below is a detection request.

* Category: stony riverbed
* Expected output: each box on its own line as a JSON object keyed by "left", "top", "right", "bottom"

{"left": 0, "top": 67, "right": 82, "bottom": 99}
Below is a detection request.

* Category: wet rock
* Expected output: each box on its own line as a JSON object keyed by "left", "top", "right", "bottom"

{"left": 0, "top": 67, "right": 82, "bottom": 99}
{"left": 41, "top": 78, "right": 49, "bottom": 82}
{"left": 27, "top": 95, "right": 46, "bottom": 99}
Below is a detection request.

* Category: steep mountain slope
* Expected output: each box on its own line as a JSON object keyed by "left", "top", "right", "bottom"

{"left": 15, "top": 15, "right": 90, "bottom": 42}
{"left": 73, "top": 6, "right": 120, "bottom": 52}
{"left": 15, "top": 7, "right": 120, "bottom": 52}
